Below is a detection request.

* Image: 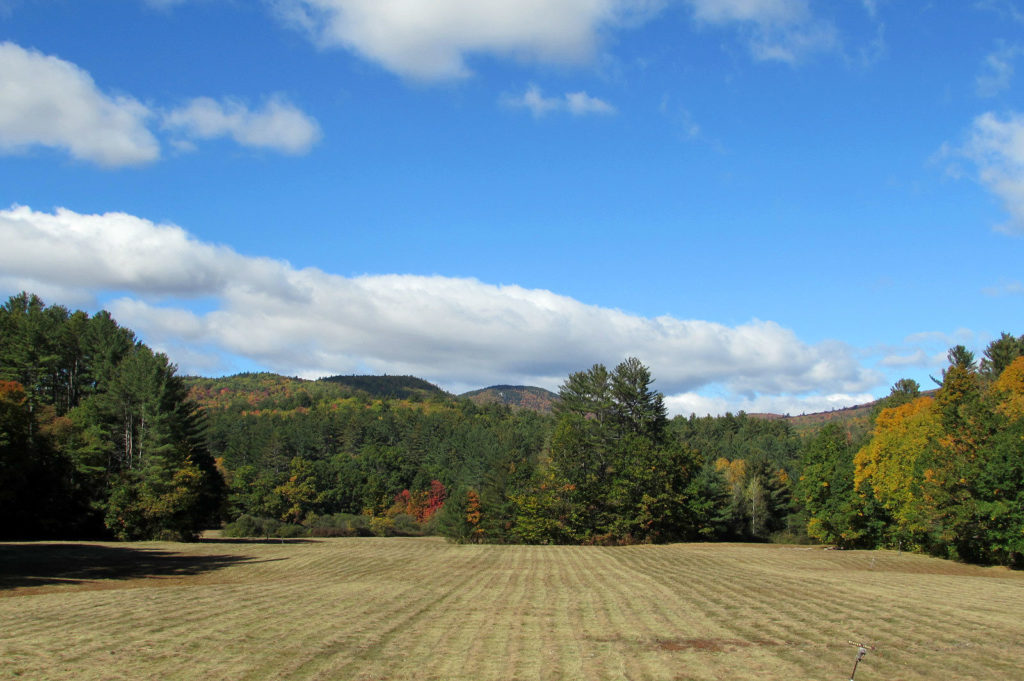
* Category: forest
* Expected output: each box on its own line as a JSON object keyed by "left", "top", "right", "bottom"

{"left": 2, "top": 293, "right": 1022, "bottom": 567}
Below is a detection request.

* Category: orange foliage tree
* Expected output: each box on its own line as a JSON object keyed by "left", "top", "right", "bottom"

{"left": 388, "top": 480, "right": 447, "bottom": 522}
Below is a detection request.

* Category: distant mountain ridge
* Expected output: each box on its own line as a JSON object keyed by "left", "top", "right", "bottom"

{"left": 186, "top": 371, "right": 901, "bottom": 427}
{"left": 184, "top": 373, "right": 556, "bottom": 413}
{"left": 459, "top": 385, "right": 559, "bottom": 413}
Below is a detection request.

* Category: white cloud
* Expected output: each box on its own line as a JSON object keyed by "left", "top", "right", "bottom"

{"left": 566, "top": 91, "right": 616, "bottom": 115}
{"left": 0, "top": 42, "right": 321, "bottom": 165}
{"left": 748, "top": 22, "right": 838, "bottom": 64}
{"left": 903, "top": 328, "right": 980, "bottom": 348}
{"left": 957, "top": 111, "right": 1024, "bottom": 234}
{"left": 503, "top": 85, "right": 615, "bottom": 117}
{"left": 877, "top": 329, "right": 982, "bottom": 376}
{"left": 659, "top": 95, "right": 710, "bottom": 144}
{"left": 878, "top": 349, "right": 930, "bottom": 368}
{"left": 269, "top": 0, "right": 848, "bottom": 79}
{"left": 0, "top": 204, "right": 882, "bottom": 409}
{"left": 0, "top": 42, "right": 159, "bottom": 166}
{"left": 977, "top": 44, "right": 1021, "bottom": 97}
{"left": 683, "top": 0, "right": 837, "bottom": 64}
{"left": 270, "top": 0, "right": 661, "bottom": 80}
{"left": 665, "top": 391, "right": 877, "bottom": 418}
{"left": 686, "top": 0, "right": 808, "bottom": 25}
{"left": 163, "top": 95, "right": 322, "bottom": 154}
{"left": 975, "top": 1, "right": 1024, "bottom": 24}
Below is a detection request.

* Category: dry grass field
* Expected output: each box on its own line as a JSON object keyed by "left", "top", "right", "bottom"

{"left": 2, "top": 537, "right": 1022, "bottom": 681}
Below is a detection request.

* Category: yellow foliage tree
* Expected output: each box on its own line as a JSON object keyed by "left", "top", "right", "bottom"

{"left": 854, "top": 396, "right": 941, "bottom": 538}
{"left": 714, "top": 457, "right": 747, "bottom": 487}
{"left": 993, "top": 356, "right": 1024, "bottom": 422}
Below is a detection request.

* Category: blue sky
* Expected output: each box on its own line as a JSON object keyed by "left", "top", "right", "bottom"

{"left": 1, "top": 0, "right": 1022, "bottom": 415}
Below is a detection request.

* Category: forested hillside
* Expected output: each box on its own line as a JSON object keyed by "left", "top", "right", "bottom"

{"left": 460, "top": 385, "right": 559, "bottom": 413}
{"left": 319, "top": 374, "right": 447, "bottom": 400}
{"left": 191, "top": 372, "right": 548, "bottom": 538}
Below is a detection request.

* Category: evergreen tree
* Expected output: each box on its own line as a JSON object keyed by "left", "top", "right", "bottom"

{"left": 980, "top": 332, "right": 1024, "bottom": 381}
{"left": 545, "top": 358, "right": 701, "bottom": 543}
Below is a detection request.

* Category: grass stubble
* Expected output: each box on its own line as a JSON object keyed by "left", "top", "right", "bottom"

{"left": 1, "top": 537, "right": 1022, "bottom": 681}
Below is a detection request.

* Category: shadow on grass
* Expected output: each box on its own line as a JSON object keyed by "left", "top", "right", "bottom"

{"left": 0, "top": 543, "right": 274, "bottom": 591}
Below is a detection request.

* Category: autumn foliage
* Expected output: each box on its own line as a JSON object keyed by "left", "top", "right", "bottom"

{"left": 843, "top": 346, "right": 1024, "bottom": 565}
{"left": 388, "top": 480, "right": 448, "bottom": 522}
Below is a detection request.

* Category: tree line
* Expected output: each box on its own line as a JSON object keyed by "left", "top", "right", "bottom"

{"left": 3, "top": 293, "right": 1021, "bottom": 567}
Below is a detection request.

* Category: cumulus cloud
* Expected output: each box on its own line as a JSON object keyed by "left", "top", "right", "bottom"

{"left": 0, "top": 41, "right": 159, "bottom": 166}
{"left": 162, "top": 96, "right": 322, "bottom": 154}
{"left": 957, "top": 111, "right": 1024, "bottom": 234}
{"left": 503, "top": 85, "right": 615, "bottom": 117}
{"left": 0, "top": 204, "right": 883, "bottom": 412}
{"left": 0, "top": 41, "right": 321, "bottom": 165}
{"left": 270, "top": 0, "right": 844, "bottom": 78}
{"left": 270, "top": 0, "right": 662, "bottom": 80}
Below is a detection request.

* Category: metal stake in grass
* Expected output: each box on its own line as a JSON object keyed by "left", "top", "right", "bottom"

{"left": 847, "top": 640, "right": 875, "bottom": 680}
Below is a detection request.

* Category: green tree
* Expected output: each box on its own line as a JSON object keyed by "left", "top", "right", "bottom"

{"left": 610, "top": 356, "right": 668, "bottom": 441}
{"left": 545, "top": 358, "right": 700, "bottom": 543}
{"left": 797, "top": 423, "right": 877, "bottom": 548}
{"left": 980, "top": 332, "right": 1024, "bottom": 381}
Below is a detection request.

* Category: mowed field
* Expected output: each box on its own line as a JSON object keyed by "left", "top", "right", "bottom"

{"left": 2, "top": 538, "right": 1022, "bottom": 681}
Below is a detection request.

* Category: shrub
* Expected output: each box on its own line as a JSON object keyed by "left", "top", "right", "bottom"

{"left": 309, "top": 513, "right": 372, "bottom": 537}
{"left": 369, "top": 515, "right": 392, "bottom": 537}
{"left": 275, "top": 523, "right": 308, "bottom": 538}
{"left": 223, "top": 514, "right": 307, "bottom": 538}
{"left": 390, "top": 513, "right": 423, "bottom": 536}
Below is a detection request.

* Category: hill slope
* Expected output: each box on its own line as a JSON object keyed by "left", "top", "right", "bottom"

{"left": 460, "top": 385, "right": 559, "bottom": 413}
{"left": 184, "top": 372, "right": 452, "bottom": 412}
{"left": 319, "top": 374, "right": 448, "bottom": 400}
